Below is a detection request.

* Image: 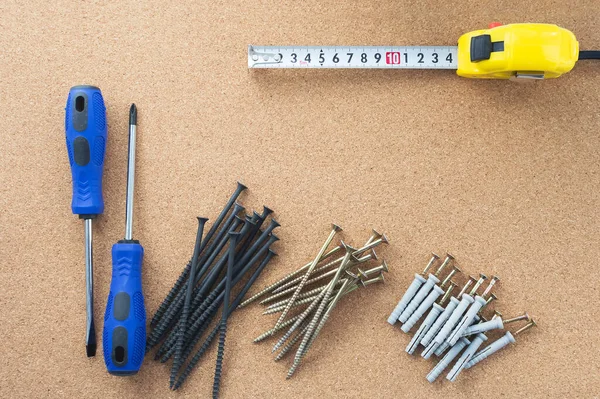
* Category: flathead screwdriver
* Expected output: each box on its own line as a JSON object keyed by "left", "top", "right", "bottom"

{"left": 65, "top": 85, "right": 108, "bottom": 357}
{"left": 103, "top": 104, "right": 147, "bottom": 375}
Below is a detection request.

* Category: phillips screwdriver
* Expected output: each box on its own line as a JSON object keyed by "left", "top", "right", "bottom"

{"left": 102, "top": 104, "right": 147, "bottom": 375}
{"left": 65, "top": 85, "right": 107, "bottom": 357}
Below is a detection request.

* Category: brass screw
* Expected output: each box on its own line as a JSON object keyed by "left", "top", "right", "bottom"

{"left": 358, "top": 260, "right": 389, "bottom": 278}
{"left": 481, "top": 275, "right": 500, "bottom": 298}
{"left": 441, "top": 265, "right": 461, "bottom": 287}
{"left": 504, "top": 312, "right": 530, "bottom": 324}
{"left": 289, "top": 244, "right": 356, "bottom": 377}
{"left": 514, "top": 319, "right": 537, "bottom": 335}
{"left": 423, "top": 253, "right": 440, "bottom": 275}
{"left": 272, "top": 224, "right": 342, "bottom": 331}
{"left": 434, "top": 253, "right": 455, "bottom": 277}
{"left": 457, "top": 276, "right": 477, "bottom": 297}
{"left": 492, "top": 310, "right": 503, "bottom": 320}
{"left": 480, "top": 293, "right": 498, "bottom": 313}
{"left": 361, "top": 273, "right": 385, "bottom": 286}
{"left": 439, "top": 281, "right": 457, "bottom": 305}
{"left": 469, "top": 273, "right": 488, "bottom": 295}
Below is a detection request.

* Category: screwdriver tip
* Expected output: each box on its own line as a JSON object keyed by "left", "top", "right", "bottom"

{"left": 86, "top": 343, "right": 97, "bottom": 357}
{"left": 129, "top": 103, "right": 137, "bottom": 125}
{"left": 85, "top": 318, "right": 97, "bottom": 357}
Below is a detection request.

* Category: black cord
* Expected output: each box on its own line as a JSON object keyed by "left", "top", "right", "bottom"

{"left": 579, "top": 51, "right": 600, "bottom": 60}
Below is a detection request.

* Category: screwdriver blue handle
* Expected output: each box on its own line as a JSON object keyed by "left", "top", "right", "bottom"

{"left": 65, "top": 85, "right": 107, "bottom": 217}
{"left": 103, "top": 241, "right": 146, "bottom": 375}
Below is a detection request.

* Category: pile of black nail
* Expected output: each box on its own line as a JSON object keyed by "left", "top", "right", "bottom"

{"left": 146, "top": 182, "right": 280, "bottom": 395}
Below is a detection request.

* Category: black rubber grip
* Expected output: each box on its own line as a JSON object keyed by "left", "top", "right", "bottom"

{"left": 111, "top": 327, "right": 128, "bottom": 366}
{"left": 113, "top": 292, "right": 131, "bottom": 321}
{"left": 73, "top": 137, "right": 90, "bottom": 166}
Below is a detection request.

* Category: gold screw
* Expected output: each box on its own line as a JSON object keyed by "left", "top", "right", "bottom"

{"left": 434, "top": 253, "right": 455, "bottom": 277}
{"left": 361, "top": 273, "right": 385, "bottom": 287}
{"left": 504, "top": 312, "right": 530, "bottom": 324}
{"left": 458, "top": 276, "right": 477, "bottom": 297}
{"left": 272, "top": 224, "right": 342, "bottom": 331}
{"left": 439, "top": 281, "right": 458, "bottom": 305}
{"left": 441, "top": 265, "right": 461, "bottom": 287}
{"left": 481, "top": 275, "right": 500, "bottom": 298}
{"left": 469, "top": 273, "right": 488, "bottom": 295}
{"left": 514, "top": 319, "right": 537, "bottom": 335}
{"left": 423, "top": 253, "right": 440, "bottom": 275}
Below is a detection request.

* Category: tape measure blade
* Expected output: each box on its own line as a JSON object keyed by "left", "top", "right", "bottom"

{"left": 248, "top": 46, "right": 458, "bottom": 69}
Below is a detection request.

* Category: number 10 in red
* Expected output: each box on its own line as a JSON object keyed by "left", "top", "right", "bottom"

{"left": 386, "top": 52, "right": 402, "bottom": 65}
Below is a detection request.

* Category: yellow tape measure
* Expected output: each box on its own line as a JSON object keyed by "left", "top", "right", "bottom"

{"left": 457, "top": 23, "right": 580, "bottom": 79}
{"left": 248, "top": 23, "right": 599, "bottom": 79}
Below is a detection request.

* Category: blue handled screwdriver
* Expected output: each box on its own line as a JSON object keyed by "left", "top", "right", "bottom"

{"left": 65, "top": 85, "right": 107, "bottom": 357}
{"left": 102, "top": 104, "right": 146, "bottom": 375}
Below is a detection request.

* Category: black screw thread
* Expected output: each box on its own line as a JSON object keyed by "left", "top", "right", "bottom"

{"left": 185, "top": 289, "right": 221, "bottom": 343}
{"left": 173, "top": 323, "right": 220, "bottom": 390}
{"left": 150, "top": 215, "right": 208, "bottom": 329}
{"left": 158, "top": 288, "right": 221, "bottom": 362}
{"left": 173, "top": 250, "right": 277, "bottom": 389}
{"left": 155, "top": 325, "right": 177, "bottom": 360}
{"left": 170, "top": 217, "right": 207, "bottom": 388}
{"left": 150, "top": 260, "right": 191, "bottom": 328}
{"left": 162, "top": 303, "right": 219, "bottom": 363}
{"left": 169, "top": 306, "right": 189, "bottom": 387}
{"left": 147, "top": 287, "right": 186, "bottom": 350}
{"left": 150, "top": 193, "right": 245, "bottom": 341}
{"left": 212, "top": 321, "right": 228, "bottom": 398}
{"left": 211, "top": 232, "right": 237, "bottom": 399}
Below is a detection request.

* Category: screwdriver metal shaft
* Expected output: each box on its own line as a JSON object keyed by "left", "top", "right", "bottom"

{"left": 84, "top": 219, "right": 95, "bottom": 355}
{"left": 125, "top": 107, "right": 137, "bottom": 240}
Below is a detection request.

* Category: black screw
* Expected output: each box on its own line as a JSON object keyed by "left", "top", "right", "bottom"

{"left": 169, "top": 217, "right": 207, "bottom": 388}
{"left": 147, "top": 209, "right": 245, "bottom": 350}
{"left": 165, "top": 233, "right": 278, "bottom": 365}
{"left": 210, "top": 232, "right": 238, "bottom": 397}
{"left": 155, "top": 217, "right": 255, "bottom": 361}
{"left": 176, "top": 235, "right": 278, "bottom": 372}
{"left": 173, "top": 249, "right": 277, "bottom": 390}
{"left": 149, "top": 182, "right": 246, "bottom": 328}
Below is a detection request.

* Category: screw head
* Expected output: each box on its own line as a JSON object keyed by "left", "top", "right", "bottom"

{"left": 446, "top": 253, "right": 455, "bottom": 260}
{"left": 355, "top": 268, "right": 369, "bottom": 279}
{"left": 346, "top": 270, "right": 360, "bottom": 279}
{"left": 370, "top": 229, "right": 383, "bottom": 241}
{"left": 332, "top": 224, "right": 343, "bottom": 232}
{"left": 380, "top": 260, "right": 389, "bottom": 273}
{"left": 530, "top": 319, "right": 537, "bottom": 327}
{"left": 432, "top": 253, "right": 440, "bottom": 260}
{"left": 370, "top": 249, "right": 378, "bottom": 261}
{"left": 479, "top": 273, "right": 488, "bottom": 280}
{"left": 381, "top": 234, "right": 390, "bottom": 245}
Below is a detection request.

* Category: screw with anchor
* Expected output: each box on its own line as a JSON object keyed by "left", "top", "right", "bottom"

{"left": 464, "top": 319, "right": 537, "bottom": 370}
{"left": 388, "top": 253, "right": 440, "bottom": 325}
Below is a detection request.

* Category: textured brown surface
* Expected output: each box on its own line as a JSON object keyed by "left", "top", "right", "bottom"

{"left": 1, "top": 0, "right": 600, "bottom": 397}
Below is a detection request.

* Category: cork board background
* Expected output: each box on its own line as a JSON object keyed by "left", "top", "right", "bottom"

{"left": 1, "top": 0, "right": 600, "bottom": 397}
